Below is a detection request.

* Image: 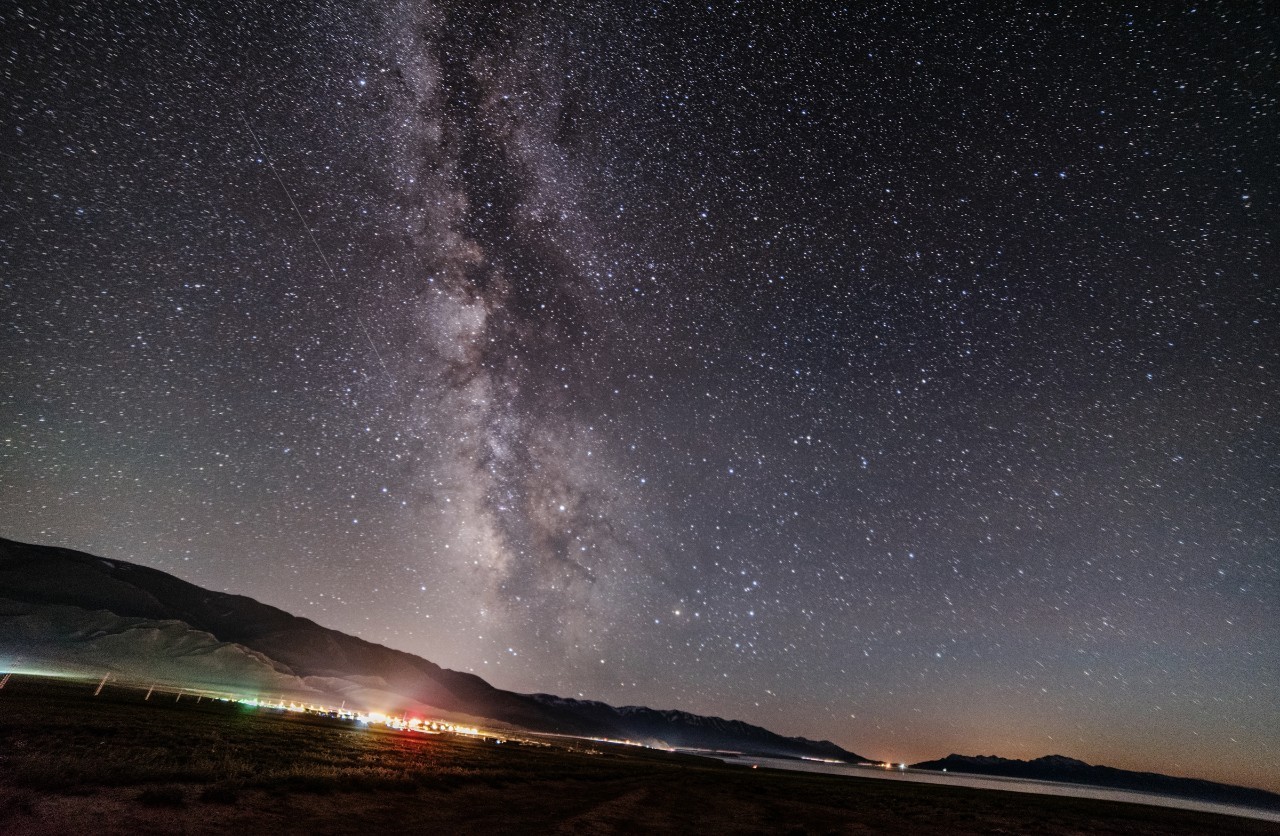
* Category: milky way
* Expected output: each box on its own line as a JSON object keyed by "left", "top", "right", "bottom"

{"left": 384, "top": 2, "right": 662, "bottom": 638}
{"left": 2, "top": 1, "right": 1277, "bottom": 790}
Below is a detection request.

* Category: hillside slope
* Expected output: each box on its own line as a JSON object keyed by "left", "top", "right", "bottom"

{"left": 0, "top": 537, "right": 863, "bottom": 760}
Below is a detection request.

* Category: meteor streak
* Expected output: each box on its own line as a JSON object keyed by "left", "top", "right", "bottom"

{"left": 238, "top": 109, "right": 394, "bottom": 388}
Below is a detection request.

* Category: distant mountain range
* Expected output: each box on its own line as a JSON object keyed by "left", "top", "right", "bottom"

{"left": 0, "top": 537, "right": 862, "bottom": 761}
{"left": 7, "top": 537, "right": 1275, "bottom": 811}
{"left": 910, "top": 754, "right": 1280, "bottom": 813}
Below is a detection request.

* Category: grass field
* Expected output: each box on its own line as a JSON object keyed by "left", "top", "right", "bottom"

{"left": 0, "top": 676, "right": 1273, "bottom": 834}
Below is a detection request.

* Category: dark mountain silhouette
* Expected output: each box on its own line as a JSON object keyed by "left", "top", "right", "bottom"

{"left": 525, "top": 694, "right": 854, "bottom": 760}
{"left": 0, "top": 537, "right": 863, "bottom": 760}
{"left": 911, "top": 754, "right": 1280, "bottom": 813}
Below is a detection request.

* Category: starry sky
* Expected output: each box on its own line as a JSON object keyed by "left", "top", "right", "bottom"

{"left": 3, "top": 0, "right": 1277, "bottom": 791}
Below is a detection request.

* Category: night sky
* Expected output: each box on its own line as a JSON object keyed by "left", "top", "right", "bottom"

{"left": 3, "top": 1, "right": 1277, "bottom": 791}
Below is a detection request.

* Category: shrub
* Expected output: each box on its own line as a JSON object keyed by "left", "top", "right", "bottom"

{"left": 198, "top": 784, "right": 241, "bottom": 805}
{"left": 136, "top": 786, "right": 186, "bottom": 807}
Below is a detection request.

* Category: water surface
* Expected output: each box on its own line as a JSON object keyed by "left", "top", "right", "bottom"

{"left": 714, "top": 756, "right": 1280, "bottom": 824}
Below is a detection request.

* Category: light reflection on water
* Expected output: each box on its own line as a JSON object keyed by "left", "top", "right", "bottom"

{"left": 714, "top": 756, "right": 1280, "bottom": 824}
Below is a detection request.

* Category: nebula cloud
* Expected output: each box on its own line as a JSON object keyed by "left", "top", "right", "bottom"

{"left": 382, "top": 2, "right": 652, "bottom": 633}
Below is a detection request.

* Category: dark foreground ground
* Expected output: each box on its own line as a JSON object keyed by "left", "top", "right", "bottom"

{"left": 0, "top": 677, "right": 1274, "bottom": 835}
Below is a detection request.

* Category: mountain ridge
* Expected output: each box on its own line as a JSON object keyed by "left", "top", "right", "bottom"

{"left": 6, "top": 537, "right": 1276, "bottom": 811}
{"left": 0, "top": 537, "right": 863, "bottom": 761}
{"left": 910, "top": 753, "right": 1280, "bottom": 813}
